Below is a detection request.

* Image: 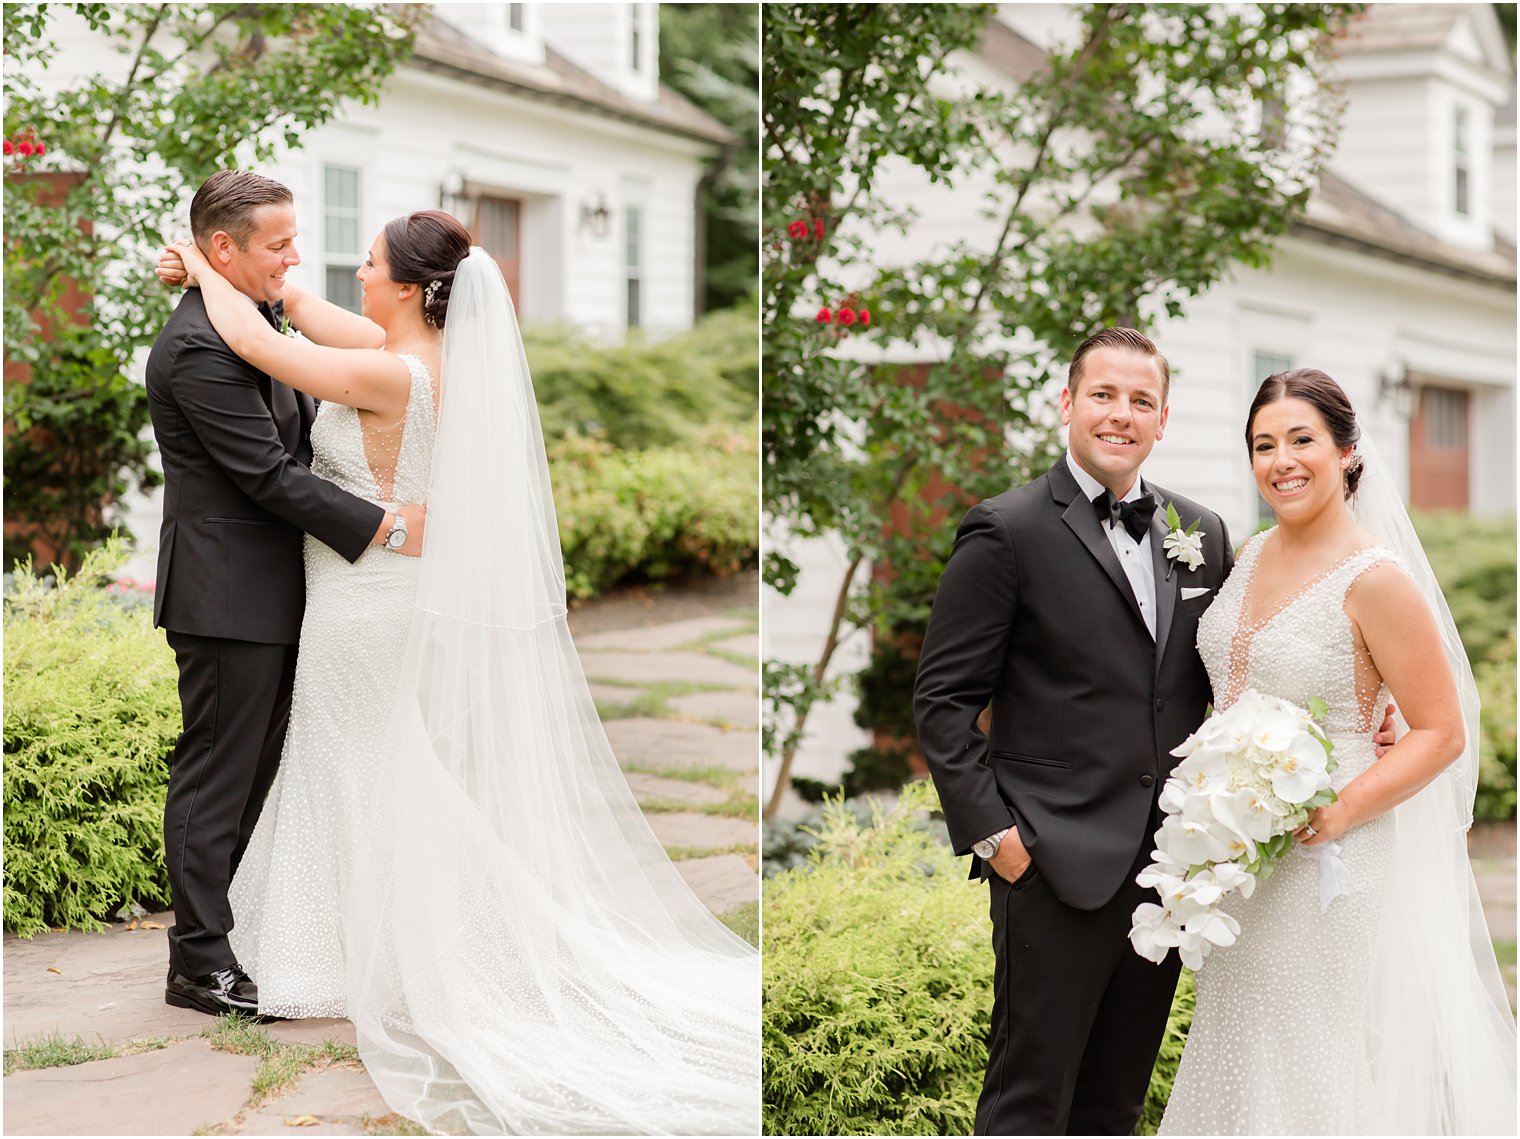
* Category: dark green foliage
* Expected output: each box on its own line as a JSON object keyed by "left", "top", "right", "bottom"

{"left": 551, "top": 427, "right": 758, "bottom": 601}
{"left": 3, "top": 542, "right": 179, "bottom": 937}
{"left": 4, "top": 3, "right": 422, "bottom": 569}
{"left": 527, "top": 306, "right": 757, "bottom": 450}
{"left": 658, "top": 4, "right": 758, "bottom": 309}
{"left": 3, "top": 324, "right": 162, "bottom": 570}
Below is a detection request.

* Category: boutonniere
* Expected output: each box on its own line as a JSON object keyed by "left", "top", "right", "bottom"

{"left": 277, "top": 315, "right": 305, "bottom": 341}
{"left": 1162, "top": 502, "right": 1205, "bottom": 577}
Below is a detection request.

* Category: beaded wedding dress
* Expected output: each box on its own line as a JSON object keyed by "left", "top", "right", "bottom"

{"left": 1160, "top": 527, "right": 1514, "bottom": 1135}
{"left": 228, "top": 250, "right": 759, "bottom": 1135}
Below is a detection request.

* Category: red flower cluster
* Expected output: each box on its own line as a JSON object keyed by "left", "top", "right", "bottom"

{"left": 815, "top": 305, "right": 871, "bottom": 328}
{"left": 5, "top": 129, "right": 46, "bottom": 160}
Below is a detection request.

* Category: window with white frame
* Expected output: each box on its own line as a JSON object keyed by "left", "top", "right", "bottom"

{"left": 630, "top": 4, "right": 643, "bottom": 73}
{"left": 323, "top": 164, "right": 362, "bottom": 314}
{"left": 1251, "top": 350, "right": 1294, "bottom": 525}
{"left": 1454, "top": 105, "right": 1471, "bottom": 218}
{"left": 507, "top": 3, "right": 524, "bottom": 32}
{"left": 625, "top": 205, "right": 642, "bottom": 330}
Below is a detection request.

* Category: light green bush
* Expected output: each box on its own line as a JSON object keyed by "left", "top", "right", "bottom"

{"left": 763, "top": 780, "right": 1195, "bottom": 1135}
{"left": 552, "top": 425, "right": 758, "bottom": 600}
{"left": 762, "top": 781, "right": 990, "bottom": 1136}
{"left": 4, "top": 542, "right": 178, "bottom": 936}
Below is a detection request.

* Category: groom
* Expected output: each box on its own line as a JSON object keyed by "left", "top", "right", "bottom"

{"left": 914, "top": 328, "right": 1232, "bottom": 1135}
{"left": 145, "top": 170, "right": 424, "bottom": 1017}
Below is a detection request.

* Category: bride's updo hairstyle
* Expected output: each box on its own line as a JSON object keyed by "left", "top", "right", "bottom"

{"left": 1246, "top": 368, "right": 1363, "bottom": 498}
{"left": 382, "top": 210, "right": 472, "bottom": 329}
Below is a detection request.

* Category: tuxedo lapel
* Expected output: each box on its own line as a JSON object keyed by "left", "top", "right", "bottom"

{"left": 1147, "top": 495, "right": 1178, "bottom": 673}
{"left": 1050, "top": 459, "right": 1145, "bottom": 628}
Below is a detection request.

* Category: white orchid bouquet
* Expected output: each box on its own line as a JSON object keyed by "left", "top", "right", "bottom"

{"left": 1129, "top": 689, "right": 1341, "bottom": 969}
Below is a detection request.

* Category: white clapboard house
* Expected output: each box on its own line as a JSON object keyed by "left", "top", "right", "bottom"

{"left": 768, "top": 3, "right": 1517, "bottom": 805}
{"left": 24, "top": 3, "right": 733, "bottom": 577}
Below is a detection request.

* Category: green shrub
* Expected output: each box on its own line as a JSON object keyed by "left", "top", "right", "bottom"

{"left": 1139, "top": 969, "right": 1194, "bottom": 1135}
{"left": 763, "top": 781, "right": 990, "bottom": 1135}
{"left": 763, "top": 780, "right": 1197, "bottom": 1135}
{"left": 551, "top": 424, "right": 758, "bottom": 600}
{"left": 4, "top": 541, "right": 178, "bottom": 937}
{"left": 527, "top": 305, "right": 757, "bottom": 450}
{"left": 1474, "top": 630, "right": 1517, "bottom": 823}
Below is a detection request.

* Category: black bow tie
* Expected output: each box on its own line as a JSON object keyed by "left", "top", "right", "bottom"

{"left": 1094, "top": 490, "right": 1157, "bottom": 542}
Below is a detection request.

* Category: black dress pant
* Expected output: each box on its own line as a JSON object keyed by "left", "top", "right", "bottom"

{"left": 163, "top": 631, "right": 296, "bottom": 978}
{"left": 974, "top": 838, "right": 1182, "bottom": 1136}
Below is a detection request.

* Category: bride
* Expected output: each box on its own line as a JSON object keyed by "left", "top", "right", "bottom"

{"left": 164, "top": 211, "right": 759, "bottom": 1135}
{"left": 1158, "top": 368, "right": 1515, "bottom": 1135}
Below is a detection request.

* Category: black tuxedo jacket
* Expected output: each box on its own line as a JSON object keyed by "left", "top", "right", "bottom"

{"left": 914, "top": 456, "right": 1234, "bottom": 911}
{"left": 145, "top": 289, "right": 384, "bottom": 644}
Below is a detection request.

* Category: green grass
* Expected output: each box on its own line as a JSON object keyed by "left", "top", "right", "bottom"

{"left": 637, "top": 791, "right": 758, "bottom": 820}
{"left": 702, "top": 647, "right": 760, "bottom": 674}
{"left": 662, "top": 842, "right": 758, "bottom": 861}
{"left": 675, "top": 623, "right": 759, "bottom": 654}
{"left": 3, "top": 1032, "right": 114, "bottom": 1075}
{"left": 589, "top": 679, "right": 733, "bottom": 721}
{"left": 720, "top": 900, "right": 759, "bottom": 947}
{"left": 203, "top": 1014, "right": 362, "bottom": 1109}
{"left": 623, "top": 761, "right": 745, "bottom": 791}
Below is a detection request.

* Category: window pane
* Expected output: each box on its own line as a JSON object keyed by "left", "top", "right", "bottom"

{"left": 625, "top": 206, "right": 641, "bottom": 269}
{"left": 325, "top": 166, "right": 358, "bottom": 210}
{"left": 630, "top": 6, "right": 641, "bottom": 71}
{"left": 508, "top": 3, "right": 524, "bottom": 31}
{"left": 1455, "top": 166, "right": 1470, "bottom": 216}
{"left": 1424, "top": 388, "right": 1467, "bottom": 451}
{"left": 626, "top": 277, "right": 640, "bottom": 329}
{"left": 326, "top": 266, "right": 361, "bottom": 314}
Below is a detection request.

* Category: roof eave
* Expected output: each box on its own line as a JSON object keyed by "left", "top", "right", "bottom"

{"left": 1290, "top": 216, "right": 1518, "bottom": 290}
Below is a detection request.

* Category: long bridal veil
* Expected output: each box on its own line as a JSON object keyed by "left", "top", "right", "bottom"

{"left": 345, "top": 249, "right": 759, "bottom": 1134}
{"left": 1351, "top": 427, "right": 1515, "bottom": 1135}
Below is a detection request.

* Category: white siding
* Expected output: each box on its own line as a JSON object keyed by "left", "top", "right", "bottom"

{"left": 538, "top": 3, "right": 658, "bottom": 104}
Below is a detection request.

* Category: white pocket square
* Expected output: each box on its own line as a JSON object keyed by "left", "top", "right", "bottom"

{"left": 1180, "top": 587, "right": 1211, "bottom": 601}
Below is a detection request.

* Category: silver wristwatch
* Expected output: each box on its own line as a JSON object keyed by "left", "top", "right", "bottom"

{"left": 384, "top": 512, "right": 408, "bottom": 550}
{"left": 973, "top": 827, "right": 1012, "bottom": 861}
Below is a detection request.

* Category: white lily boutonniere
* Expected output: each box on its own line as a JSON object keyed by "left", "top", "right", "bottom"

{"left": 277, "top": 315, "right": 305, "bottom": 341}
{"left": 1163, "top": 502, "right": 1205, "bottom": 576}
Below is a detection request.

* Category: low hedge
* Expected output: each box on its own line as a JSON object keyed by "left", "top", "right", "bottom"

{"left": 551, "top": 424, "right": 758, "bottom": 600}
{"left": 762, "top": 781, "right": 1194, "bottom": 1135}
{"left": 3, "top": 542, "right": 178, "bottom": 937}
{"left": 527, "top": 304, "right": 757, "bottom": 450}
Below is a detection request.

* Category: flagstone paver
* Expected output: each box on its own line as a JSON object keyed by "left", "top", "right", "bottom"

{"left": 666, "top": 688, "right": 760, "bottom": 728}
{"left": 702, "top": 633, "right": 760, "bottom": 659}
{"left": 581, "top": 650, "right": 756, "bottom": 687}
{"left": 575, "top": 616, "right": 745, "bottom": 652}
{"left": 605, "top": 717, "right": 759, "bottom": 771}
{"left": 646, "top": 813, "right": 758, "bottom": 849}
{"left": 3, "top": 576, "right": 759, "bottom": 1134}
{"left": 625, "top": 771, "right": 730, "bottom": 806}
{"left": 3, "top": 1039, "right": 260, "bottom": 1135}
{"left": 249, "top": 1066, "right": 391, "bottom": 1127}
{"left": 674, "top": 855, "right": 760, "bottom": 913}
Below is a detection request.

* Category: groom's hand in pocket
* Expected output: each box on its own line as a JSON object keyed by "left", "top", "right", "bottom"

{"left": 989, "top": 827, "right": 1032, "bottom": 885}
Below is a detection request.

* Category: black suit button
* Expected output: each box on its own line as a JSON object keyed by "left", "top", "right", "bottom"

{"left": 1140, "top": 774, "right": 1155, "bottom": 788}
{"left": 1154, "top": 697, "right": 1166, "bottom": 712}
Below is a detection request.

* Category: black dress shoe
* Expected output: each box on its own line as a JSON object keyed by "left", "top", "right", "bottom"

{"left": 165, "top": 963, "right": 263, "bottom": 1018}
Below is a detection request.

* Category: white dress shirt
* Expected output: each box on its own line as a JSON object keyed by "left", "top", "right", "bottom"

{"left": 1066, "top": 450, "right": 1157, "bottom": 640}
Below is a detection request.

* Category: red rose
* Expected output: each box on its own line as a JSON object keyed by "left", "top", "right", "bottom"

{"left": 788, "top": 220, "right": 808, "bottom": 239}
{"left": 2, "top": 140, "right": 11, "bottom": 155}
{"left": 18, "top": 141, "right": 33, "bottom": 156}
{"left": 34, "top": 142, "right": 45, "bottom": 155}
{"left": 860, "top": 309, "right": 871, "bottom": 326}
{"left": 838, "top": 307, "right": 856, "bottom": 326}
{"left": 815, "top": 307, "right": 832, "bottom": 323}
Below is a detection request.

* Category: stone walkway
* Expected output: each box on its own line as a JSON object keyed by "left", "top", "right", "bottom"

{"left": 3, "top": 575, "right": 759, "bottom": 1136}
